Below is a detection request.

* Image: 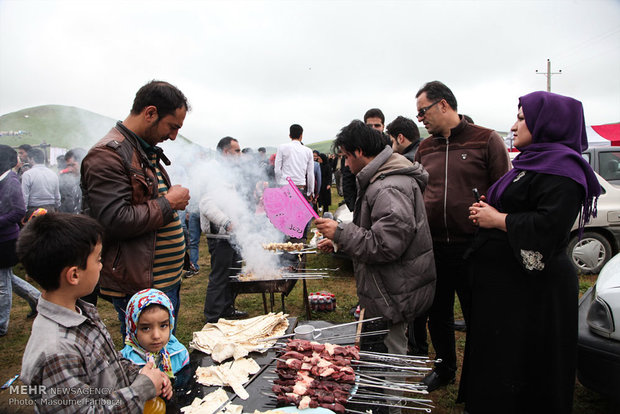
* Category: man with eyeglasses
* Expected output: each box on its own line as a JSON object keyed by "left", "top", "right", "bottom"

{"left": 413, "top": 81, "right": 510, "bottom": 392}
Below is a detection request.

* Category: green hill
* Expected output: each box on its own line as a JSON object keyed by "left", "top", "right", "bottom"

{"left": 0, "top": 105, "right": 192, "bottom": 151}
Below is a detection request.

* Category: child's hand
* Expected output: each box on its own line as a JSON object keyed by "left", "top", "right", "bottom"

{"left": 140, "top": 361, "right": 172, "bottom": 399}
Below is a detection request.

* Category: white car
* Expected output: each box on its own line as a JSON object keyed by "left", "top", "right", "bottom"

{"left": 577, "top": 253, "right": 620, "bottom": 400}
{"left": 509, "top": 150, "right": 620, "bottom": 274}
{"left": 568, "top": 173, "right": 620, "bottom": 274}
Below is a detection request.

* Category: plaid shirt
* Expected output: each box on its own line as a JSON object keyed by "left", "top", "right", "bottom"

{"left": 20, "top": 297, "right": 156, "bottom": 413}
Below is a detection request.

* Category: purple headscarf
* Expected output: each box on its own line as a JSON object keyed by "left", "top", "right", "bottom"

{"left": 486, "top": 91, "right": 600, "bottom": 232}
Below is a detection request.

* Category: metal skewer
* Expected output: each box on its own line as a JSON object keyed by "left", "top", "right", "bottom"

{"left": 314, "top": 316, "right": 383, "bottom": 332}
{"left": 348, "top": 400, "right": 432, "bottom": 413}
{"left": 319, "top": 329, "right": 390, "bottom": 342}
{"left": 356, "top": 372, "right": 427, "bottom": 387}
{"left": 263, "top": 319, "right": 384, "bottom": 342}
{"left": 352, "top": 360, "right": 432, "bottom": 372}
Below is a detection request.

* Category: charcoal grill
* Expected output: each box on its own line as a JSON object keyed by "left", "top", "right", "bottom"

{"left": 230, "top": 278, "right": 298, "bottom": 313}
{"left": 230, "top": 274, "right": 315, "bottom": 319}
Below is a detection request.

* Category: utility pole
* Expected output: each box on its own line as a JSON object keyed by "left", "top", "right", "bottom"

{"left": 536, "top": 59, "right": 562, "bottom": 92}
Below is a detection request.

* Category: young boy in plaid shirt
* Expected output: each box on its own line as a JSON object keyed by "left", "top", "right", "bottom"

{"left": 17, "top": 213, "right": 172, "bottom": 412}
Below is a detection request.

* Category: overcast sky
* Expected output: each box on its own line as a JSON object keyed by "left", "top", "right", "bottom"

{"left": 1, "top": 0, "right": 619, "bottom": 149}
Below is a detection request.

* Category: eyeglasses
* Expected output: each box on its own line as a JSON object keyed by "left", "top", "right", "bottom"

{"left": 417, "top": 100, "right": 441, "bottom": 118}
{"left": 366, "top": 123, "right": 383, "bottom": 128}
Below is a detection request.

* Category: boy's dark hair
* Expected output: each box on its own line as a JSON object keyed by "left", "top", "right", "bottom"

{"left": 0, "top": 144, "right": 17, "bottom": 173}
{"left": 18, "top": 144, "right": 32, "bottom": 152}
{"left": 289, "top": 124, "right": 303, "bottom": 139}
{"left": 416, "top": 81, "right": 458, "bottom": 111}
{"left": 16, "top": 213, "right": 104, "bottom": 292}
{"left": 333, "top": 120, "right": 387, "bottom": 158}
{"left": 386, "top": 116, "right": 420, "bottom": 143}
{"left": 216, "top": 136, "right": 238, "bottom": 153}
{"left": 27, "top": 148, "right": 45, "bottom": 164}
{"left": 130, "top": 80, "right": 190, "bottom": 119}
{"left": 363, "top": 108, "right": 385, "bottom": 124}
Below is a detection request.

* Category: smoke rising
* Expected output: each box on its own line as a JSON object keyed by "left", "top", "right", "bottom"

{"left": 162, "top": 140, "right": 287, "bottom": 279}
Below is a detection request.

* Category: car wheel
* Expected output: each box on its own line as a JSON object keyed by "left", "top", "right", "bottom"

{"left": 568, "top": 231, "right": 612, "bottom": 274}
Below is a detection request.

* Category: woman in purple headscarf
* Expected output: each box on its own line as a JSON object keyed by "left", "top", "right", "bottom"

{"left": 458, "top": 91, "right": 600, "bottom": 413}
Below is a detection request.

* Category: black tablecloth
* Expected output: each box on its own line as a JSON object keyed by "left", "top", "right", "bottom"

{"left": 174, "top": 318, "right": 361, "bottom": 411}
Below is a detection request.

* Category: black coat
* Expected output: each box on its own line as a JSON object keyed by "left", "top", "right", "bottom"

{"left": 342, "top": 166, "right": 357, "bottom": 212}
{"left": 318, "top": 161, "right": 332, "bottom": 209}
{"left": 458, "top": 172, "right": 583, "bottom": 413}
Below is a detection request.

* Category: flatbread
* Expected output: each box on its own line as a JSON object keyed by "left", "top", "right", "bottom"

{"left": 190, "top": 312, "right": 289, "bottom": 363}
{"left": 180, "top": 388, "right": 242, "bottom": 414}
{"left": 195, "top": 358, "right": 261, "bottom": 400}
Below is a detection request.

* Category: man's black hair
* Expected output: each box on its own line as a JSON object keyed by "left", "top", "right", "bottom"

{"left": 216, "top": 136, "right": 238, "bottom": 153}
{"left": 363, "top": 108, "right": 385, "bottom": 124}
{"left": 56, "top": 155, "right": 66, "bottom": 169}
{"left": 257, "top": 147, "right": 266, "bottom": 153}
{"left": 65, "top": 148, "right": 87, "bottom": 163}
{"left": 130, "top": 80, "right": 190, "bottom": 119}
{"left": 386, "top": 116, "right": 420, "bottom": 143}
{"left": 416, "top": 81, "right": 458, "bottom": 111}
{"left": 16, "top": 213, "right": 104, "bottom": 292}
{"left": 462, "top": 114, "right": 474, "bottom": 124}
{"left": 289, "top": 124, "right": 303, "bottom": 139}
{"left": 27, "top": 148, "right": 45, "bottom": 164}
{"left": 18, "top": 144, "right": 32, "bottom": 152}
{"left": 0, "top": 144, "right": 17, "bottom": 173}
{"left": 333, "top": 120, "right": 387, "bottom": 158}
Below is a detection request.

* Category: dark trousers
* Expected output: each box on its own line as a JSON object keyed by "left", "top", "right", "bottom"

{"left": 427, "top": 242, "right": 472, "bottom": 378}
{"left": 408, "top": 312, "right": 429, "bottom": 355}
{"left": 112, "top": 284, "right": 180, "bottom": 339}
{"left": 204, "top": 238, "right": 241, "bottom": 322}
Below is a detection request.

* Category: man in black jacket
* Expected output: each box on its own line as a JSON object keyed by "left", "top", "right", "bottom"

{"left": 387, "top": 115, "right": 428, "bottom": 356}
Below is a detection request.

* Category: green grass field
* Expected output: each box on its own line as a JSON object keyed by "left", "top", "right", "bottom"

{"left": 0, "top": 189, "right": 613, "bottom": 413}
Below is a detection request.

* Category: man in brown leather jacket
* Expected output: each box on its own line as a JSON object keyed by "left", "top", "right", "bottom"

{"left": 414, "top": 81, "right": 511, "bottom": 392}
{"left": 81, "top": 80, "right": 191, "bottom": 336}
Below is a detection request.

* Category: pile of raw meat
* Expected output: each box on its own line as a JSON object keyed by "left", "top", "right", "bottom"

{"left": 272, "top": 339, "right": 359, "bottom": 413}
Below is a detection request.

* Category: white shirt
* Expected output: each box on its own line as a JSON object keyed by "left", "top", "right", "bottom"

{"left": 21, "top": 164, "right": 61, "bottom": 208}
{"left": 274, "top": 140, "right": 315, "bottom": 196}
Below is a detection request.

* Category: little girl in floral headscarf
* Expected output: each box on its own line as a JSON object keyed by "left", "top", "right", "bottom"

{"left": 121, "top": 289, "right": 189, "bottom": 378}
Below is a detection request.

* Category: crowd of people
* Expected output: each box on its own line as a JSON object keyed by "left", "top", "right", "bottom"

{"left": 1, "top": 143, "right": 92, "bottom": 337}
{"left": 0, "top": 79, "right": 600, "bottom": 413}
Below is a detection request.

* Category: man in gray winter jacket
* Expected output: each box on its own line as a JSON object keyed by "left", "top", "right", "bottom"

{"left": 315, "top": 120, "right": 436, "bottom": 355}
